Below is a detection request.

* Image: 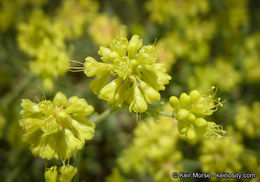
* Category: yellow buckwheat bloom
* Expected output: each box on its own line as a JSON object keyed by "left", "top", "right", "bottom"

{"left": 112, "top": 115, "right": 182, "bottom": 182}
{"left": 200, "top": 137, "right": 243, "bottom": 174}
{"left": 45, "top": 165, "right": 77, "bottom": 182}
{"left": 235, "top": 102, "right": 260, "bottom": 138}
{"left": 88, "top": 14, "right": 127, "bottom": 46}
{"left": 169, "top": 89, "right": 225, "bottom": 141}
{"left": 84, "top": 34, "right": 171, "bottom": 113}
{"left": 19, "top": 92, "right": 95, "bottom": 160}
{"left": 30, "top": 40, "right": 70, "bottom": 90}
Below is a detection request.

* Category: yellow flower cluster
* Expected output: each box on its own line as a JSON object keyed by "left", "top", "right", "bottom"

{"left": 29, "top": 40, "right": 70, "bottom": 90}
{"left": 146, "top": 0, "right": 215, "bottom": 64}
{"left": 156, "top": 38, "right": 176, "bottom": 70}
{"left": 200, "top": 137, "right": 243, "bottom": 174}
{"left": 235, "top": 102, "right": 260, "bottom": 138}
{"left": 169, "top": 90, "right": 225, "bottom": 141}
{"left": 84, "top": 34, "right": 171, "bottom": 113}
{"left": 19, "top": 92, "right": 95, "bottom": 160}
{"left": 243, "top": 33, "right": 260, "bottom": 83}
{"left": 56, "top": 0, "right": 98, "bottom": 39}
{"left": 111, "top": 116, "right": 182, "bottom": 182}
{"left": 17, "top": 10, "right": 69, "bottom": 90}
{"left": 146, "top": 0, "right": 209, "bottom": 25}
{"left": 17, "top": 0, "right": 98, "bottom": 90}
{"left": 188, "top": 59, "right": 241, "bottom": 92}
{"left": 45, "top": 165, "right": 77, "bottom": 182}
{"left": 88, "top": 14, "right": 127, "bottom": 46}
{"left": 0, "top": 0, "right": 46, "bottom": 32}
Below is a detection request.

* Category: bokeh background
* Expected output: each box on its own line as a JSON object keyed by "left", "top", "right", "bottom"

{"left": 0, "top": 0, "right": 259, "bottom": 181}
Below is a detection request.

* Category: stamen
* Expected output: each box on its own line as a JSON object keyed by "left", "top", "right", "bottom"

{"left": 69, "top": 59, "right": 84, "bottom": 65}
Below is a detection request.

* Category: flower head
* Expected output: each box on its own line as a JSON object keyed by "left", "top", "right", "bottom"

{"left": 19, "top": 92, "right": 95, "bottom": 160}
{"left": 115, "top": 116, "right": 182, "bottom": 182}
{"left": 169, "top": 89, "right": 225, "bottom": 141}
{"left": 235, "top": 102, "right": 260, "bottom": 138}
{"left": 84, "top": 34, "right": 171, "bottom": 113}
{"left": 30, "top": 40, "right": 70, "bottom": 90}
{"left": 200, "top": 137, "right": 243, "bottom": 173}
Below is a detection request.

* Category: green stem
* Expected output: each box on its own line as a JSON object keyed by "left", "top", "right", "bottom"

{"left": 146, "top": 108, "right": 174, "bottom": 118}
{"left": 73, "top": 151, "right": 82, "bottom": 182}
{"left": 158, "top": 111, "right": 173, "bottom": 117}
{"left": 89, "top": 107, "right": 118, "bottom": 124}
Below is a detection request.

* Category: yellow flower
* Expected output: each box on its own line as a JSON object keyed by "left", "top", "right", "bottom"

{"left": 17, "top": 10, "right": 65, "bottom": 57}
{"left": 188, "top": 58, "right": 241, "bottom": 92}
{"left": 84, "top": 34, "right": 171, "bottom": 113}
{"left": 56, "top": 0, "right": 98, "bottom": 39}
{"left": 235, "top": 102, "right": 260, "bottom": 138}
{"left": 114, "top": 115, "right": 182, "bottom": 182}
{"left": 88, "top": 14, "right": 127, "bottom": 46}
{"left": 169, "top": 89, "right": 225, "bottom": 141}
{"left": 200, "top": 137, "right": 243, "bottom": 174}
{"left": 45, "top": 165, "right": 77, "bottom": 182}
{"left": 29, "top": 40, "right": 70, "bottom": 91}
{"left": 19, "top": 92, "right": 95, "bottom": 160}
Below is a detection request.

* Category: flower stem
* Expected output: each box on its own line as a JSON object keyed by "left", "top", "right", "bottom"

{"left": 158, "top": 111, "right": 173, "bottom": 117}
{"left": 89, "top": 106, "right": 118, "bottom": 124}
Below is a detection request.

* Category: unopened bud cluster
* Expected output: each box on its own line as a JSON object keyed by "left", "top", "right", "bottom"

{"left": 169, "top": 90, "right": 225, "bottom": 141}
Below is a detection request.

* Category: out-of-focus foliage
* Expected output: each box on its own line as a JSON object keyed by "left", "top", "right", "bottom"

{"left": 200, "top": 137, "right": 244, "bottom": 173}
{"left": 88, "top": 14, "right": 127, "bottom": 46}
{"left": 235, "top": 102, "right": 260, "bottom": 138}
{"left": 107, "top": 110, "right": 182, "bottom": 182}
{"left": 188, "top": 59, "right": 241, "bottom": 92}
{"left": 0, "top": 0, "right": 259, "bottom": 181}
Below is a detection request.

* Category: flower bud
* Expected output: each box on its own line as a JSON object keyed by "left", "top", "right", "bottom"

{"left": 110, "top": 36, "right": 128, "bottom": 57}
{"left": 139, "top": 80, "right": 160, "bottom": 104}
{"left": 190, "top": 90, "right": 200, "bottom": 103}
{"left": 193, "top": 118, "right": 208, "bottom": 128}
{"left": 99, "top": 78, "right": 120, "bottom": 103}
{"left": 187, "top": 113, "right": 196, "bottom": 122}
{"left": 169, "top": 96, "right": 180, "bottom": 109}
{"left": 53, "top": 92, "right": 67, "bottom": 107}
{"left": 128, "top": 35, "right": 142, "bottom": 59}
{"left": 187, "top": 127, "right": 196, "bottom": 141}
{"left": 179, "top": 93, "right": 191, "bottom": 108}
{"left": 177, "top": 109, "right": 189, "bottom": 121}
{"left": 129, "top": 84, "right": 147, "bottom": 113}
